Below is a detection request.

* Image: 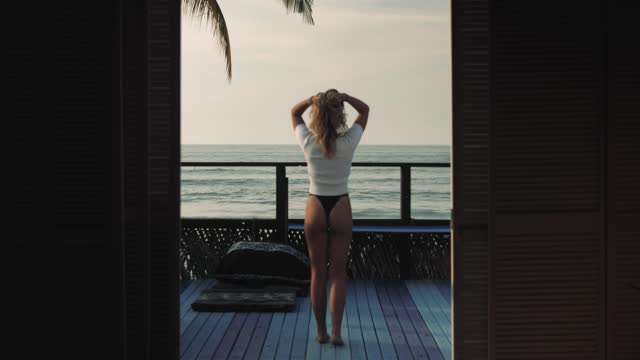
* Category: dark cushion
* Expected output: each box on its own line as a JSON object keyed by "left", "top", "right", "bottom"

{"left": 214, "top": 241, "right": 310, "bottom": 287}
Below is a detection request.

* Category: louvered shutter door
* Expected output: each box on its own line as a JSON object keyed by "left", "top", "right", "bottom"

{"left": 491, "top": 2, "right": 604, "bottom": 358}
{"left": 5, "top": 2, "right": 126, "bottom": 358}
{"left": 452, "top": 0, "right": 491, "bottom": 357}
{"left": 122, "top": 0, "right": 181, "bottom": 359}
{"left": 606, "top": 4, "right": 640, "bottom": 358}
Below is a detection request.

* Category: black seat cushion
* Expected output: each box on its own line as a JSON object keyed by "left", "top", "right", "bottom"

{"left": 214, "top": 241, "right": 310, "bottom": 288}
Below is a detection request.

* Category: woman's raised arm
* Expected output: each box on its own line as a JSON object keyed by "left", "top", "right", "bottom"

{"left": 342, "top": 93, "right": 369, "bottom": 130}
{"left": 290, "top": 95, "right": 318, "bottom": 130}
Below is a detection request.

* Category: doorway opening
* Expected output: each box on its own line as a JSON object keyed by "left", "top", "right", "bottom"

{"left": 179, "top": 1, "right": 452, "bottom": 358}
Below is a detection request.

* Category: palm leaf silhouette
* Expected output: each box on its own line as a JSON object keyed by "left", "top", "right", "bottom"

{"left": 183, "top": 0, "right": 315, "bottom": 82}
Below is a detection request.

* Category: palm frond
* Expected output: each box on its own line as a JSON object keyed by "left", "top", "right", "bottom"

{"left": 281, "top": 0, "right": 315, "bottom": 25}
{"left": 183, "top": 0, "right": 233, "bottom": 81}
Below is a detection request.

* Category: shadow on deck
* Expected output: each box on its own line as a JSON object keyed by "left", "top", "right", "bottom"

{"left": 180, "top": 279, "right": 451, "bottom": 360}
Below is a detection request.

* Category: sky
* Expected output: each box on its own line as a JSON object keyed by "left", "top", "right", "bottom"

{"left": 181, "top": 0, "right": 451, "bottom": 145}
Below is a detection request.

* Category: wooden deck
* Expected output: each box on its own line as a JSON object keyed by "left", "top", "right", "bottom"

{"left": 180, "top": 279, "right": 451, "bottom": 360}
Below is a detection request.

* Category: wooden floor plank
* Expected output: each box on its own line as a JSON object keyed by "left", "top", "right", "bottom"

{"left": 345, "top": 280, "right": 366, "bottom": 359}
{"left": 181, "top": 312, "right": 223, "bottom": 360}
{"left": 181, "top": 311, "right": 215, "bottom": 356}
{"left": 291, "top": 296, "right": 311, "bottom": 360}
{"left": 418, "top": 283, "right": 451, "bottom": 341}
{"left": 195, "top": 312, "right": 235, "bottom": 360}
{"left": 181, "top": 308, "right": 206, "bottom": 337}
{"left": 229, "top": 312, "right": 260, "bottom": 359}
{"left": 398, "top": 282, "right": 445, "bottom": 360}
{"left": 180, "top": 279, "right": 200, "bottom": 304}
{"left": 405, "top": 280, "right": 451, "bottom": 360}
{"left": 384, "top": 280, "right": 427, "bottom": 360}
{"left": 181, "top": 279, "right": 215, "bottom": 320}
{"left": 320, "top": 286, "right": 335, "bottom": 360}
{"left": 424, "top": 283, "right": 451, "bottom": 321}
{"left": 305, "top": 297, "right": 322, "bottom": 360}
{"left": 212, "top": 313, "right": 248, "bottom": 360}
{"left": 335, "top": 286, "right": 351, "bottom": 360}
{"left": 374, "top": 280, "right": 413, "bottom": 360}
{"left": 181, "top": 280, "right": 217, "bottom": 336}
{"left": 276, "top": 307, "right": 299, "bottom": 359}
{"left": 244, "top": 313, "right": 273, "bottom": 360}
{"left": 180, "top": 279, "right": 452, "bottom": 360}
{"left": 435, "top": 281, "right": 451, "bottom": 305}
{"left": 260, "top": 312, "right": 285, "bottom": 360}
{"left": 363, "top": 281, "right": 397, "bottom": 360}
{"left": 409, "top": 281, "right": 450, "bottom": 337}
{"left": 354, "top": 280, "right": 383, "bottom": 360}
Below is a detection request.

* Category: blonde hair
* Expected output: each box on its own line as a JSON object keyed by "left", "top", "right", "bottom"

{"left": 309, "top": 89, "right": 349, "bottom": 158}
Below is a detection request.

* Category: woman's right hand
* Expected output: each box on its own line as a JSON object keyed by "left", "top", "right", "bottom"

{"left": 311, "top": 94, "right": 320, "bottom": 105}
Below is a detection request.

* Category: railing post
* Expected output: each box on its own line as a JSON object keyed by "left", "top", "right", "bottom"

{"left": 401, "top": 165, "right": 411, "bottom": 223}
{"left": 399, "top": 165, "right": 412, "bottom": 278}
{"left": 276, "top": 165, "right": 288, "bottom": 240}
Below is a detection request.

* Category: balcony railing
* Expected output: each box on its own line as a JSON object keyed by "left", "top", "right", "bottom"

{"left": 182, "top": 161, "right": 450, "bottom": 228}
{"left": 180, "top": 161, "right": 451, "bottom": 280}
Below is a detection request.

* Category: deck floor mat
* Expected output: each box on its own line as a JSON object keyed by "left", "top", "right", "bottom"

{"left": 191, "top": 282, "right": 300, "bottom": 312}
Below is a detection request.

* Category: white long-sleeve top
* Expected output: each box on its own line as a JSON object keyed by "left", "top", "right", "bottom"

{"left": 294, "top": 122, "right": 364, "bottom": 196}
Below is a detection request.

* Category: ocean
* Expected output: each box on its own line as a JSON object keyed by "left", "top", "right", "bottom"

{"left": 181, "top": 144, "right": 451, "bottom": 220}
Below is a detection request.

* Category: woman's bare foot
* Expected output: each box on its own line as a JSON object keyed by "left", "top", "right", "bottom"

{"left": 316, "top": 332, "right": 330, "bottom": 344}
{"left": 331, "top": 334, "right": 344, "bottom": 346}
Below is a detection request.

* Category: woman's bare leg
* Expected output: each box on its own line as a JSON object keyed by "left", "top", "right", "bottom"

{"left": 327, "top": 196, "right": 353, "bottom": 346}
{"left": 304, "top": 195, "right": 330, "bottom": 343}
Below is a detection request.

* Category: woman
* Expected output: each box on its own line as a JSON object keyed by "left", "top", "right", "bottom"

{"left": 290, "top": 89, "right": 369, "bottom": 345}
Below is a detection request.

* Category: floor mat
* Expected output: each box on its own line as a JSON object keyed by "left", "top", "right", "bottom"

{"left": 191, "top": 282, "right": 300, "bottom": 312}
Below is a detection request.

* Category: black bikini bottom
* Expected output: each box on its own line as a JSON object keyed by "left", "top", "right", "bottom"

{"left": 309, "top": 193, "right": 349, "bottom": 221}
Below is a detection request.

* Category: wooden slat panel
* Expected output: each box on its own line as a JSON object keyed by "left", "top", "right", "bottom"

{"left": 147, "top": 0, "right": 180, "bottom": 358}
{"left": 122, "top": 0, "right": 181, "bottom": 358}
{"left": 4, "top": 2, "right": 125, "bottom": 358}
{"left": 122, "top": 0, "right": 150, "bottom": 357}
{"left": 451, "top": 0, "right": 491, "bottom": 358}
{"left": 452, "top": 0, "right": 491, "bottom": 224}
{"left": 494, "top": 228, "right": 601, "bottom": 356}
{"left": 607, "top": 226, "right": 640, "bottom": 359}
{"left": 492, "top": 2, "right": 604, "bottom": 358}
{"left": 457, "top": 228, "right": 489, "bottom": 358}
{"left": 607, "top": 5, "right": 640, "bottom": 358}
